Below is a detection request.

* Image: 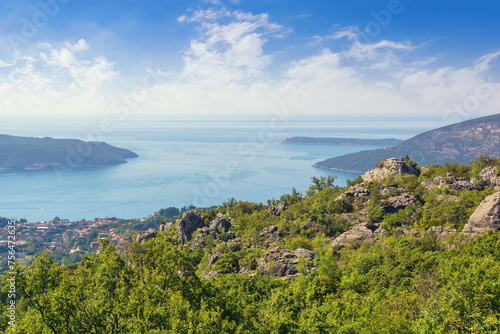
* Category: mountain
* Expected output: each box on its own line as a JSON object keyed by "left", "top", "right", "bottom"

{"left": 314, "top": 113, "right": 500, "bottom": 172}
{"left": 280, "top": 136, "right": 402, "bottom": 146}
{"left": 0, "top": 134, "right": 138, "bottom": 171}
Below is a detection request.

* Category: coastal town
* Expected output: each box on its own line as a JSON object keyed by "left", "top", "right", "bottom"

{"left": 0, "top": 215, "right": 158, "bottom": 268}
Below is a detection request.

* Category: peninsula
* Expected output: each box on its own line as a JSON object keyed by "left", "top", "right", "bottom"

{"left": 0, "top": 134, "right": 138, "bottom": 171}
{"left": 313, "top": 113, "right": 500, "bottom": 172}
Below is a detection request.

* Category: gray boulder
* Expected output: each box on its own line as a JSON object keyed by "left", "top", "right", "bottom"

{"left": 269, "top": 202, "right": 286, "bottom": 216}
{"left": 339, "top": 183, "right": 371, "bottom": 199}
{"left": 333, "top": 222, "right": 378, "bottom": 248}
{"left": 209, "top": 212, "right": 232, "bottom": 232}
{"left": 463, "top": 192, "right": 500, "bottom": 233}
{"left": 479, "top": 166, "right": 500, "bottom": 188}
{"left": 259, "top": 246, "right": 316, "bottom": 279}
{"left": 421, "top": 173, "right": 482, "bottom": 192}
{"left": 159, "top": 211, "right": 204, "bottom": 243}
{"left": 135, "top": 230, "right": 157, "bottom": 243}
{"left": 208, "top": 252, "right": 223, "bottom": 267}
{"left": 383, "top": 193, "right": 418, "bottom": 213}
{"left": 294, "top": 248, "right": 315, "bottom": 262}
{"left": 258, "top": 225, "right": 282, "bottom": 247}
{"left": 362, "top": 158, "right": 420, "bottom": 182}
{"left": 425, "top": 226, "right": 457, "bottom": 238}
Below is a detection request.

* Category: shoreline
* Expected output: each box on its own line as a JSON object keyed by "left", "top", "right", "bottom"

{"left": 312, "top": 163, "right": 364, "bottom": 174}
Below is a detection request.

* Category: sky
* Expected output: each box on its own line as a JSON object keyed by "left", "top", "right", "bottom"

{"left": 0, "top": 0, "right": 499, "bottom": 122}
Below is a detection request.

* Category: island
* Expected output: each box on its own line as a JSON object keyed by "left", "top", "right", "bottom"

{"left": 280, "top": 136, "right": 403, "bottom": 146}
{"left": 0, "top": 134, "right": 138, "bottom": 171}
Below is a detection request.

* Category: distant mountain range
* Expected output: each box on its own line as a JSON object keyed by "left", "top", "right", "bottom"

{"left": 0, "top": 134, "right": 138, "bottom": 171}
{"left": 280, "top": 137, "right": 403, "bottom": 146}
{"left": 313, "top": 113, "right": 500, "bottom": 173}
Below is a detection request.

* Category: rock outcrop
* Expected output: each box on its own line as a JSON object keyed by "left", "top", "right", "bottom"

{"left": 462, "top": 192, "right": 500, "bottom": 233}
{"left": 269, "top": 202, "right": 286, "bottom": 216}
{"left": 479, "top": 166, "right": 500, "bottom": 189}
{"left": 209, "top": 213, "right": 232, "bottom": 232}
{"left": 383, "top": 193, "right": 418, "bottom": 213}
{"left": 258, "top": 247, "right": 315, "bottom": 279}
{"left": 258, "top": 225, "right": 282, "bottom": 247}
{"left": 208, "top": 252, "right": 223, "bottom": 267}
{"left": 339, "top": 183, "right": 371, "bottom": 199}
{"left": 421, "top": 173, "right": 482, "bottom": 192}
{"left": 333, "top": 222, "right": 379, "bottom": 248}
{"left": 135, "top": 230, "right": 157, "bottom": 243}
{"left": 362, "top": 158, "right": 420, "bottom": 182}
{"left": 189, "top": 213, "right": 234, "bottom": 249}
{"left": 159, "top": 211, "right": 235, "bottom": 247}
{"left": 159, "top": 211, "right": 204, "bottom": 242}
{"left": 425, "top": 226, "right": 457, "bottom": 238}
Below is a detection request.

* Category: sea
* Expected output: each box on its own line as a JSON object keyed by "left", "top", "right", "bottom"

{"left": 0, "top": 117, "right": 440, "bottom": 222}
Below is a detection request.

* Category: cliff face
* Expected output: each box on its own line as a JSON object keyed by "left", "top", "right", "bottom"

{"left": 314, "top": 113, "right": 500, "bottom": 172}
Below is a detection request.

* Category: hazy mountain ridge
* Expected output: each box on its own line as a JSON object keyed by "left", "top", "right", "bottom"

{"left": 280, "top": 136, "right": 403, "bottom": 146}
{"left": 0, "top": 134, "right": 138, "bottom": 171}
{"left": 314, "top": 113, "right": 500, "bottom": 172}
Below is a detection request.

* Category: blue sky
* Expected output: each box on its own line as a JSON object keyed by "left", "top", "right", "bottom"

{"left": 0, "top": 0, "right": 499, "bottom": 121}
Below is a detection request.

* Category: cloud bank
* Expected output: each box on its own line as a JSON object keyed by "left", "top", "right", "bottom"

{"left": 0, "top": 7, "right": 499, "bottom": 121}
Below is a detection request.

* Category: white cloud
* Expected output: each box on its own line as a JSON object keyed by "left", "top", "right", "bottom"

{"left": 179, "top": 9, "right": 284, "bottom": 82}
{"left": 0, "top": 39, "right": 118, "bottom": 115}
{"left": 1, "top": 14, "right": 499, "bottom": 121}
{"left": 66, "top": 39, "right": 89, "bottom": 51}
{"left": 329, "top": 26, "right": 358, "bottom": 41}
{"left": 0, "top": 58, "right": 15, "bottom": 67}
{"left": 136, "top": 22, "right": 500, "bottom": 119}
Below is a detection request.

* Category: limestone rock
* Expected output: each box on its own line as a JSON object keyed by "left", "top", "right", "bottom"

{"left": 383, "top": 193, "right": 418, "bottom": 213}
{"left": 463, "top": 192, "right": 500, "bottom": 233}
{"left": 362, "top": 158, "right": 420, "bottom": 182}
{"left": 425, "top": 226, "right": 457, "bottom": 238}
{"left": 259, "top": 246, "right": 315, "bottom": 279}
{"left": 258, "top": 225, "right": 282, "bottom": 247}
{"left": 269, "top": 202, "right": 286, "bottom": 216}
{"left": 421, "top": 173, "right": 482, "bottom": 192}
{"left": 135, "top": 230, "right": 157, "bottom": 243}
{"left": 339, "top": 183, "right": 371, "bottom": 199}
{"left": 209, "top": 212, "right": 232, "bottom": 232}
{"left": 333, "top": 222, "right": 378, "bottom": 248}
{"left": 294, "top": 248, "right": 315, "bottom": 262}
{"left": 208, "top": 252, "right": 223, "bottom": 267}
{"left": 159, "top": 211, "right": 204, "bottom": 243}
{"left": 479, "top": 166, "right": 500, "bottom": 188}
{"left": 188, "top": 214, "right": 234, "bottom": 250}
{"left": 374, "top": 226, "right": 387, "bottom": 238}
{"left": 190, "top": 233, "right": 207, "bottom": 250}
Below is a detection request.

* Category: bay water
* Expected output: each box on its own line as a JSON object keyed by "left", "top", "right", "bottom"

{"left": 0, "top": 117, "right": 435, "bottom": 222}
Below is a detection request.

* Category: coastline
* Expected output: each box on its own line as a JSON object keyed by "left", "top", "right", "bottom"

{"left": 312, "top": 163, "right": 364, "bottom": 174}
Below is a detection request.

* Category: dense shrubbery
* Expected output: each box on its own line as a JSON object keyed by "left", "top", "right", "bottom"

{"left": 2, "top": 157, "right": 500, "bottom": 333}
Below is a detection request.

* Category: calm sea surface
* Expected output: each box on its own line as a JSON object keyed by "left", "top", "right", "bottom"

{"left": 0, "top": 118, "right": 437, "bottom": 221}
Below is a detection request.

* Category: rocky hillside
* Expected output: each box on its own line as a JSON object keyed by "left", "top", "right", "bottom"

{"left": 133, "top": 157, "right": 500, "bottom": 281}
{"left": 9, "top": 156, "right": 500, "bottom": 333}
{"left": 314, "top": 113, "right": 500, "bottom": 172}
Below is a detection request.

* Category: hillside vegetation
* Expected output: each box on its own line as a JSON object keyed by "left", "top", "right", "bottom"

{"left": 2, "top": 156, "right": 500, "bottom": 333}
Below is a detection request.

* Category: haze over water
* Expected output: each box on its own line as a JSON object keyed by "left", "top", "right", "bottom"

{"left": 0, "top": 118, "right": 436, "bottom": 222}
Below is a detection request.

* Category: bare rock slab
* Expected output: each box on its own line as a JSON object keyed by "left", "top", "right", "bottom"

{"left": 463, "top": 192, "right": 500, "bottom": 233}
